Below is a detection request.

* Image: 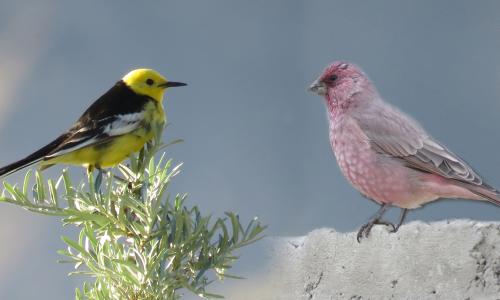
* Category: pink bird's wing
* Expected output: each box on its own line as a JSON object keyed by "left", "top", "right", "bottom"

{"left": 354, "top": 104, "right": 500, "bottom": 203}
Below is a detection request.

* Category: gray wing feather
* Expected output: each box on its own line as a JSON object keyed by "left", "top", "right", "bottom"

{"left": 354, "top": 104, "right": 490, "bottom": 189}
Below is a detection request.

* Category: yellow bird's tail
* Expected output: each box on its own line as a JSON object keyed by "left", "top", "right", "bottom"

{"left": 0, "top": 133, "right": 68, "bottom": 177}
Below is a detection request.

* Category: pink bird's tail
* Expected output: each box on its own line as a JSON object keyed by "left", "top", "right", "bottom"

{"left": 457, "top": 182, "right": 500, "bottom": 207}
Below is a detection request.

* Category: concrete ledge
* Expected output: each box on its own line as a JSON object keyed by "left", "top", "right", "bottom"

{"left": 226, "top": 220, "right": 500, "bottom": 300}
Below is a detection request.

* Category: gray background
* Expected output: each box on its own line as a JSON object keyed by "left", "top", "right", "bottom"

{"left": 0, "top": 1, "right": 499, "bottom": 298}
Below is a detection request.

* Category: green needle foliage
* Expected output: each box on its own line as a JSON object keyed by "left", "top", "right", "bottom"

{"left": 0, "top": 128, "right": 265, "bottom": 299}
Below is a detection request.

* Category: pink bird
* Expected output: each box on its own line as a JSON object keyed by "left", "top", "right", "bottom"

{"left": 309, "top": 61, "right": 500, "bottom": 242}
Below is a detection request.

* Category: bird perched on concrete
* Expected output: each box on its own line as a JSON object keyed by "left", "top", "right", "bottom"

{"left": 308, "top": 61, "right": 500, "bottom": 242}
{"left": 0, "top": 69, "right": 186, "bottom": 180}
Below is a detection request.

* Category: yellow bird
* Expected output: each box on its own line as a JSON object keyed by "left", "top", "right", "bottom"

{"left": 0, "top": 69, "right": 186, "bottom": 177}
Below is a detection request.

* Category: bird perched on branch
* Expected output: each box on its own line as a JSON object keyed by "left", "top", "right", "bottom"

{"left": 0, "top": 69, "right": 186, "bottom": 181}
{"left": 309, "top": 61, "right": 500, "bottom": 242}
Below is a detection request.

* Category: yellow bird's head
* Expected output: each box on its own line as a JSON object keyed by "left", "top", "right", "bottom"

{"left": 122, "top": 69, "right": 187, "bottom": 102}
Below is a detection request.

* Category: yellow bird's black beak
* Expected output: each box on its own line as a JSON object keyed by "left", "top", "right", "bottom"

{"left": 159, "top": 81, "right": 187, "bottom": 88}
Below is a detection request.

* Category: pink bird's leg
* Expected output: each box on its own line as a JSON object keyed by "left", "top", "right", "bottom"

{"left": 391, "top": 208, "right": 409, "bottom": 233}
{"left": 357, "top": 203, "right": 396, "bottom": 243}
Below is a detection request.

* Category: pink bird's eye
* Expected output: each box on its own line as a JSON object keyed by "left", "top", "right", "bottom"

{"left": 328, "top": 74, "right": 338, "bottom": 82}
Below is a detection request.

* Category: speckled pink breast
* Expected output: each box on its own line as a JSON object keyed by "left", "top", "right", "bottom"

{"left": 329, "top": 116, "right": 412, "bottom": 205}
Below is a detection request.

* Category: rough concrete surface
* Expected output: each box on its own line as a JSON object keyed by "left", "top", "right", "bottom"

{"left": 224, "top": 220, "right": 500, "bottom": 300}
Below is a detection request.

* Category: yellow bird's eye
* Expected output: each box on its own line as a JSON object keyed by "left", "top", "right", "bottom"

{"left": 146, "top": 78, "right": 154, "bottom": 86}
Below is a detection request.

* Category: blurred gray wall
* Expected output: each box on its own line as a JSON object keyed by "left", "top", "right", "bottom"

{"left": 0, "top": 1, "right": 499, "bottom": 298}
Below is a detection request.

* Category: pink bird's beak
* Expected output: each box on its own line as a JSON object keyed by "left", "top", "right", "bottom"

{"left": 308, "top": 79, "right": 327, "bottom": 96}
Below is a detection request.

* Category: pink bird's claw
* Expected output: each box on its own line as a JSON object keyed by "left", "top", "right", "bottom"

{"left": 357, "top": 218, "right": 396, "bottom": 242}
{"left": 357, "top": 203, "right": 396, "bottom": 242}
{"left": 357, "top": 221, "right": 372, "bottom": 242}
{"left": 357, "top": 221, "right": 375, "bottom": 242}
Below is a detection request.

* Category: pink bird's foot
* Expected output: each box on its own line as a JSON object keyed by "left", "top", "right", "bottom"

{"left": 357, "top": 203, "right": 395, "bottom": 242}
{"left": 356, "top": 218, "right": 396, "bottom": 242}
{"left": 357, "top": 206, "right": 410, "bottom": 242}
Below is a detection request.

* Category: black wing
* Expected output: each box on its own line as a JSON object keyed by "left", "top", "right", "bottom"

{"left": 45, "top": 81, "right": 152, "bottom": 158}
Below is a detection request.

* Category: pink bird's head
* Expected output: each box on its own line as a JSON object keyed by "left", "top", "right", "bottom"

{"left": 309, "top": 61, "right": 375, "bottom": 110}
